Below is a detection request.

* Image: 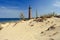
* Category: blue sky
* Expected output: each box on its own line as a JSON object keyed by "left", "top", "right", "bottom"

{"left": 0, "top": 0, "right": 60, "bottom": 18}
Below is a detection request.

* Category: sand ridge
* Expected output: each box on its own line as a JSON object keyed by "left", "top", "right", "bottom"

{"left": 0, "top": 17, "right": 60, "bottom": 40}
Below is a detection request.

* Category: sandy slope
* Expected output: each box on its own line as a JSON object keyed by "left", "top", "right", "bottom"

{"left": 0, "top": 17, "right": 60, "bottom": 40}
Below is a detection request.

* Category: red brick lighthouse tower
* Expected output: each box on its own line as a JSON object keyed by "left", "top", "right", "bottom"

{"left": 28, "top": 6, "right": 32, "bottom": 19}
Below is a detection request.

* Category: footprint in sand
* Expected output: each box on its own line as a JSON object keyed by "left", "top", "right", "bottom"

{"left": 49, "top": 38, "right": 54, "bottom": 40}
{"left": 4, "top": 39, "right": 8, "bottom": 40}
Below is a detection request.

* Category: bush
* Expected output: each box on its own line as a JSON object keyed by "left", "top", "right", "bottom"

{"left": 40, "top": 12, "right": 57, "bottom": 18}
{"left": 20, "top": 12, "right": 25, "bottom": 20}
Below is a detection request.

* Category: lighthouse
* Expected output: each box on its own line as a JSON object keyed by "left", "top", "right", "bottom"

{"left": 28, "top": 6, "right": 32, "bottom": 19}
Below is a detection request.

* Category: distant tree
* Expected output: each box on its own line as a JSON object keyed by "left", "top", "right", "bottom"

{"left": 20, "top": 12, "right": 25, "bottom": 20}
{"left": 36, "top": 9, "right": 38, "bottom": 19}
{"left": 48, "top": 12, "right": 57, "bottom": 17}
{"left": 52, "top": 12, "right": 57, "bottom": 16}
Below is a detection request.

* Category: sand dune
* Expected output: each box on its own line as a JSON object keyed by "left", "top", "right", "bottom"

{"left": 0, "top": 17, "right": 60, "bottom": 40}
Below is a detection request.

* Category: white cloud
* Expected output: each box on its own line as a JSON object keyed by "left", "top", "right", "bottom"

{"left": 1, "top": 6, "right": 6, "bottom": 8}
{"left": 0, "top": 6, "right": 20, "bottom": 9}
{"left": 53, "top": 0, "right": 60, "bottom": 7}
{"left": 53, "top": 1, "right": 60, "bottom": 7}
{"left": 0, "top": 6, "right": 28, "bottom": 18}
{"left": 0, "top": 6, "right": 21, "bottom": 18}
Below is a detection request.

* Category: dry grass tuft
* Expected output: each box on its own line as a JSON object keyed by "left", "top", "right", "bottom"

{"left": 34, "top": 18, "right": 44, "bottom": 22}
{"left": 46, "top": 25, "right": 55, "bottom": 31}
{"left": 0, "top": 27, "right": 3, "bottom": 30}
{"left": 49, "top": 38, "right": 54, "bottom": 40}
